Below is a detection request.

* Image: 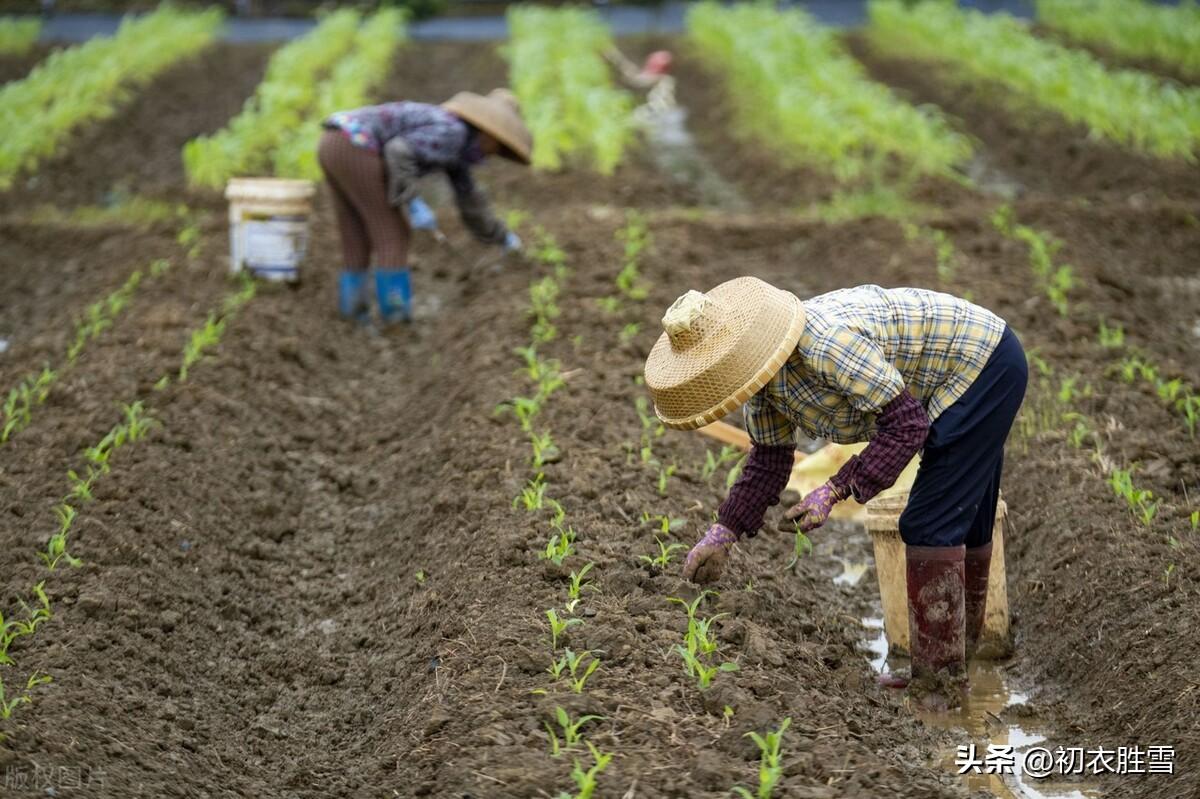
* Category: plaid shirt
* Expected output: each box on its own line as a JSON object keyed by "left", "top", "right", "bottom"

{"left": 324, "top": 101, "right": 484, "bottom": 172}
{"left": 746, "top": 285, "right": 1006, "bottom": 446}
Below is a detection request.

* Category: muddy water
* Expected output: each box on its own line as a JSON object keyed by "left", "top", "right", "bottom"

{"left": 825, "top": 529, "right": 1103, "bottom": 799}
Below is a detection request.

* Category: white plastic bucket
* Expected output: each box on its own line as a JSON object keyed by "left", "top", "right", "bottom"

{"left": 225, "top": 178, "right": 316, "bottom": 283}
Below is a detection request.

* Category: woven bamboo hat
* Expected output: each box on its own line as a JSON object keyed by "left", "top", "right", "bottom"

{"left": 644, "top": 277, "right": 806, "bottom": 430}
{"left": 442, "top": 88, "right": 533, "bottom": 165}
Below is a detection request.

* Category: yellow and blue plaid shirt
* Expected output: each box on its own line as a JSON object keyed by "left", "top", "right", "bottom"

{"left": 746, "top": 285, "right": 1006, "bottom": 446}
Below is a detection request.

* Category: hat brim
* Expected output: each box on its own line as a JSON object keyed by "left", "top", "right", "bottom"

{"left": 442, "top": 94, "right": 532, "bottom": 165}
{"left": 653, "top": 298, "right": 805, "bottom": 430}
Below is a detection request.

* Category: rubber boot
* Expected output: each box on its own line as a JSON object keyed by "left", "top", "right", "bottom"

{"left": 906, "top": 544, "right": 966, "bottom": 708}
{"left": 374, "top": 268, "right": 412, "bottom": 324}
{"left": 338, "top": 270, "right": 370, "bottom": 322}
{"left": 964, "top": 542, "right": 993, "bottom": 657}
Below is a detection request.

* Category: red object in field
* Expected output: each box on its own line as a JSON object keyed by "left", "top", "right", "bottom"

{"left": 641, "top": 50, "right": 673, "bottom": 76}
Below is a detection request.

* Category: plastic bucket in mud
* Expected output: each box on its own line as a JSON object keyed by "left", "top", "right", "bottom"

{"left": 225, "top": 178, "right": 315, "bottom": 283}
{"left": 865, "top": 490, "right": 1011, "bottom": 659}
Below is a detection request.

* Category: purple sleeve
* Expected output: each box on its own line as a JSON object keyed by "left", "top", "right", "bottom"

{"left": 717, "top": 444, "right": 795, "bottom": 538}
{"left": 829, "top": 390, "right": 929, "bottom": 504}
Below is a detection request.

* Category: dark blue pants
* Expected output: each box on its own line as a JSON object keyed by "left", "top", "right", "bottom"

{"left": 899, "top": 327, "right": 1028, "bottom": 548}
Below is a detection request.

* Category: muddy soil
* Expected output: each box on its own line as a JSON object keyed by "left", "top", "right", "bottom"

{"left": 0, "top": 42, "right": 273, "bottom": 214}
{"left": 0, "top": 37, "right": 1197, "bottom": 799}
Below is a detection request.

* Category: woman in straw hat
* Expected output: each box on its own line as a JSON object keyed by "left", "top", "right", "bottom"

{"left": 318, "top": 89, "right": 532, "bottom": 322}
{"left": 644, "top": 279, "right": 1027, "bottom": 697}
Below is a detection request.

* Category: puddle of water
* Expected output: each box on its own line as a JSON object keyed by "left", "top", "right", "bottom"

{"left": 862, "top": 616, "right": 1101, "bottom": 799}
{"left": 833, "top": 557, "right": 870, "bottom": 587}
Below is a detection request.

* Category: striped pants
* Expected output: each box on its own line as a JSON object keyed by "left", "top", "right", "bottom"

{"left": 317, "top": 129, "right": 410, "bottom": 269}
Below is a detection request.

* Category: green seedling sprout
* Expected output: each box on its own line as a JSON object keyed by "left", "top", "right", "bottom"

{"left": 1098, "top": 320, "right": 1125, "bottom": 349}
{"left": 1190, "top": 511, "right": 1198, "bottom": 533}
{"left": 563, "top": 649, "right": 601, "bottom": 694}
{"left": 41, "top": 504, "right": 81, "bottom": 570}
{"left": 701, "top": 445, "right": 741, "bottom": 481}
{"left": 513, "top": 472, "right": 548, "bottom": 511}
{"left": 0, "top": 672, "right": 52, "bottom": 722}
{"left": 595, "top": 296, "right": 622, "bottom": 314}
{"left": 567, "top": 563, "right": 597, "bottom": 601}
{"left": 639, "top": 536, "right": 686, "bottom": 570}
{"left": 656, "top": 462, "right": 677, "bottom": 495}
{"left": 618, "top": 322, "right": 641, "bottom": 345}
{"left": 552, "top": 741, "right": 614, "bottom": 799}
{"left": 546, "top": 609, "right": 582, "bottom": 650}
{"left": 675, "top": 645, "right": 740, "bottom": 689}
{"left": 733, "top": 718, "right": 791, "bottom": 799}
{"left": 530, "top": 429, "right": 561, "bottom": 468}
{"left": 415, "top": 570, "right": 426, "bottom": 585}
{"left": 786, "top": 522, "right": 814, "bottom": 570}
{"left": 541, "top": 527, "right": 576, "bottom": 566}
{"left": 548, "top": 706, "right": 603, "bottom": 753}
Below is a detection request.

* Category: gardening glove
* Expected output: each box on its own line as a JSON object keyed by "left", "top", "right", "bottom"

{"left": 682, "top": 523, "right": 739, "bottom": 585}
{"left": 407, "top": 197, "right": 438, "bottom": 231}
{"left": 503, "top": 230, "right": 523, "bottom": 253}
{"left": 780, "top": 482, "right": 844, "bottom": 533}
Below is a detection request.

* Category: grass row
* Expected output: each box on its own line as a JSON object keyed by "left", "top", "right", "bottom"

{"left": 0, "top": 274, "right": 256, "bottom": 738}
{"left": 505, "top": 6, "right": 636, "bottom": 175}
{"left": 687, "top": 1, "right": 973, "bottom": 185}
{"left": 184, "top": 8, "right": 405, "bottom": 188}
{"left": 867, "top": 0, "right": 1200, "bottom": 161}
{"left": 0, "top": 17, "right": 40, "bottom": 55}
{"left": 1037, "top": 0, "right": 1200, "bottom": 79}
{"left": 0, "top": 6, "right": 222, "bottom": 189}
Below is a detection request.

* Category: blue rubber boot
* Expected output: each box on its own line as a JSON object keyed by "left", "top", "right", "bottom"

{"left": 375, "top": 268, "right": 412, "bottom": 324}
{"left": 338, "top": 270, "right": 371, "bottom": 322}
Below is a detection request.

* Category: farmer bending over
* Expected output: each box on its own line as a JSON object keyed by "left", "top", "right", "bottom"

{"left": 643, "top": 279, "right": 1026, "bottom": 699}
{"left": 318, "top": 89, "right": 531, "bottom": 322}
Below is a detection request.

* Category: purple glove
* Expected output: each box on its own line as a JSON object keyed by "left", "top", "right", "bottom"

{"left": 780, "top": 482, "right": 845, "bottom": 533}
{"left": 682, "top": 523, "right": 739, "bottom": 584}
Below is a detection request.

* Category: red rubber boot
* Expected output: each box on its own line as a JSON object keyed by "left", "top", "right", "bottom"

{"left": 964, "top": 542, "right": 992, "bottom": 657}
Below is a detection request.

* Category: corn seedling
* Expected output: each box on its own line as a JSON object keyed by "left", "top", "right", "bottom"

{"left": 415, "top": 570, "right": 426, "bottom": 585}
{"left": 902, "top": 222, "right": 961, "bottom": 283}
{"left": 786, "top": 523, "right": 814, "bottom": 570}
{"left": 1098, "top": 320, "right": 1125, "bottom": 349}
{"left": 618, "top": 322, "right": 641, "bottom": 345}
{"left": 640, "top": 536, "right": 686, "bottom": 570}
{"left": 2, "top": 8, "right": 222, "bottom": 189}
{"left": 546, "top": 609, "right": 583, "bottom": 650}
{"left": 733, "top": 718, "right": 791, "bottom": 799}
{"left": 691, "top": 3, "right": 971, "bottom": 183}
{"left": 595, "top": 296, "right": 622, "bottom": 314}
{"left": 1037, "top": 0, "right": 1200, "bottom": 80}
{"left": 1108, "top": 467, "right": 1158, "bottom": 527}
{"left": 0, "top": 673, "right": 52, "bottom": 724}
{"left": 530, "top": 429, "right": 561, "bottom": 469}
{"left": 642, "top": 513, "right": 687, "bottom": 536}
{"left": 726, "top": 454, "right": 748, "bottom": 489}
{"left": 548, "top": 706, "right": 603, "bottom": 753}
{"left": 40, "top": 504, "right": 81, "bottom": 571}
{"left": 514, "top": 472, "right": 548, "bottom": 511}
{"left": 554, "top": 741, "right": 613, "bottom": 799}
{"left": 870, "top": 0, "right": 1200, "bottom": 160}
{"left": 991, "top": 206, "right": 1075, "bottom": 316}
{"left": 0, "top": 583, "right": 52, "bottom": 666}
{"left": 541, "top": 524, "right": 576, "bottom": 566}
{"left": 656, "top": 462, "right": 677, "bottom": 495}
{"left": 567, "top": 563, "right": 597, "bottom": 601}
{"left": 613, "top": 211, "right": 651, "bottom": 302}
{"left": 495, "top": 395, "right": 541, "bottom": 432}
{"left": 670, "top": 591, "right": 738, "bottom": 689}
{"left": 702, "top": 445, "right": 743, "bottom": 482}
{"left": 564, "top": 649, "right": 601, "bottom": 694}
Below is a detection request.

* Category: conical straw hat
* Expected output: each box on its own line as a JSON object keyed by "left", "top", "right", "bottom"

{"left": 442, "top": 89, "right": 533, "bottom": 165}
{"left": 645, "top": 277, "right": 806, "bottom": 430}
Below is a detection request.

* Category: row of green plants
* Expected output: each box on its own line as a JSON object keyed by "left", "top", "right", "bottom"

{"left": 0, "top": 6, "right": 222, "bottom": 189}
{"left": 1, "top": 258, "right": 172, "bottom": 445}
{"left": 185, "top": 9, "right": 404, "bottom": 188}
{"left": 271, "top": 8, "right": 406, "bottom": 181}
{"left": 1036, "top": 0, "right": 1200, "bottom": 79}
{"left": 687, "top": 1, "right": 973, "bottom": 184}
{"left": 491, "top": 226, "right": 615, "bottom": 797}
{"left": 990, "top": 204, "right": 1075, "bottom": 316}
{"left": 866, "top": 0, "right": 1200, "bottom": 161}
{"left": 505, "top": 6, "right": 635, "bottom": 175}
{"left": 0, "top": 17, "right": 40, "bottom": 55}
{"left": 0, "top": 274, "right": 256, "bottom": 738}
